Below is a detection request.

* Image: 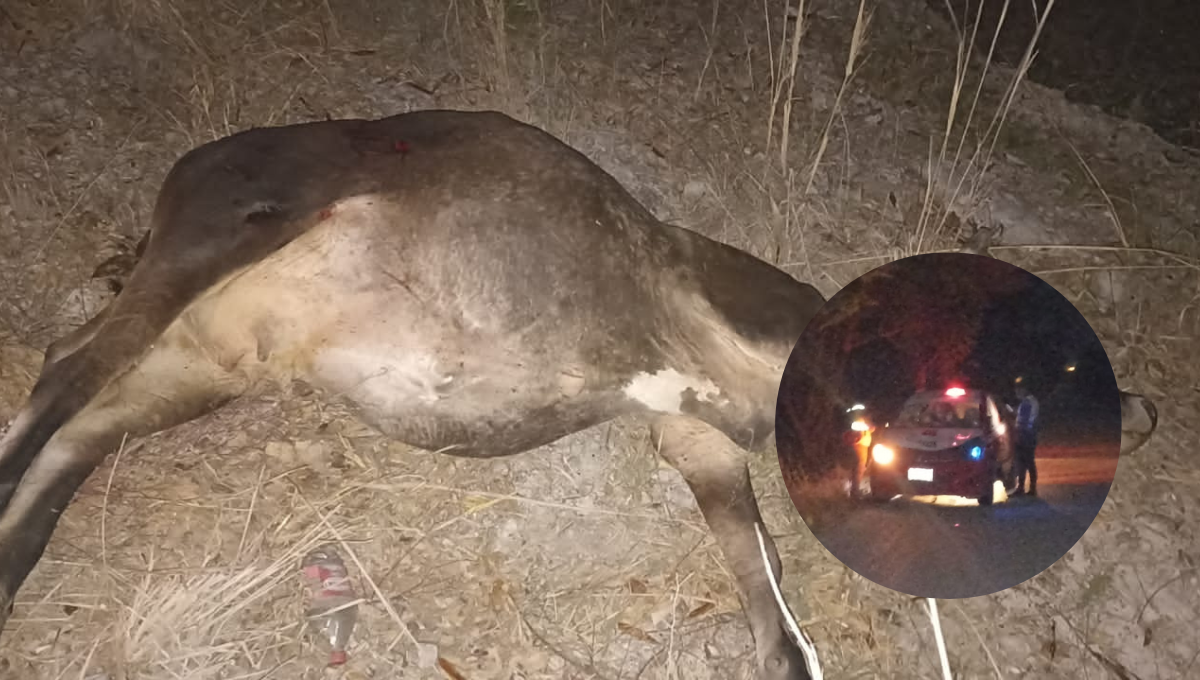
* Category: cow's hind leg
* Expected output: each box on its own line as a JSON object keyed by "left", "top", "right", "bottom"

{"left": 650, "top": 415, "right": 811, "bottom": 680}
{"left": 0, "top": 338, "right": 242, "bottom": 629}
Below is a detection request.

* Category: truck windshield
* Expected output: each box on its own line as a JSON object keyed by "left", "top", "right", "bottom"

{"left": 895, "top": 398, "right": 981, "bottom": 428}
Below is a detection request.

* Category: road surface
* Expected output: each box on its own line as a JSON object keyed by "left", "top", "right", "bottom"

{"left": 813, "top": 457, "right": 1116, "bottom": 598}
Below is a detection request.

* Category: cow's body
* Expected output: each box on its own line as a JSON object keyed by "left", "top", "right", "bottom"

{"left": 0, "top": 109, "right": 1162, "bottom": 680}
{"left": 0, "top": 110, "right": 824, "bottom": 679}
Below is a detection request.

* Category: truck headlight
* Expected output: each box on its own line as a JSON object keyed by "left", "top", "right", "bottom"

{"left": 872, "top": 443, "right": 895, "bottom": 465}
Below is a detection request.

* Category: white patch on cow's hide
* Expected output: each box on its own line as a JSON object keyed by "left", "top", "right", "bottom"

{"left": 622, "top": 368, "right": 722, "bottom": 413}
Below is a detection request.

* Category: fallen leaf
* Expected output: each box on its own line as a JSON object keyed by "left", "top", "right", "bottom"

{"left": 438, "top": 657, "right": 468, "bottom": 680}
{"left": 618, "top": 621, "right": 659, "bottom": 644}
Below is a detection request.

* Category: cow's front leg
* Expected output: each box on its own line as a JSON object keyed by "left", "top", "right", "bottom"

{"left": 650, "top": 415, "right": 816, "bottom": 680}
{"left": 0, "top": 339, "right": 241, "bottom": 632}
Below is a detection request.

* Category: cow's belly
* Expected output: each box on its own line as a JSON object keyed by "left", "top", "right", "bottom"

{"left": 170, "top": 242, "right": 640, "bottom": 457}
{"left": 164, "top": 200, "right": 713, "bottom": 456}
{"left": 306, "top": 332, "right": 637, "bottom": 457}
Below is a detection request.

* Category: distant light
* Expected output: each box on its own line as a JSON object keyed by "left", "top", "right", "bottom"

{"left": 872, "top": 444, "right": 895, "bottom": 465}
{"left": 1065, "top": 364, "right": 1077, "bottom": 372}
{"left": 945, "top": 387, "right": 966, "bottom": 398}
{"left": 969, "top": 445, "right": 983, "bottom": 460}
{"left": 851, "top": 420, "right": 869, "bottom": 432}
{"left": 1014, "top": 376, "right": 1024, "bottom": 384}
{"left": 847, "top": 404, "right": 866, "bottom": 412}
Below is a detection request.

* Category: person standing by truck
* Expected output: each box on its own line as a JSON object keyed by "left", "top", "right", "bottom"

{"left": 1011, "top": 383, "right": 1040, "bottom": 496}
{"left": 845, "top": 404, "right": 873, "bottom": 499}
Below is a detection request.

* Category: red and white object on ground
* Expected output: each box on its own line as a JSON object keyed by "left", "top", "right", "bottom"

{"left": 300, "top": 544, "right": 359, "bottom": 666}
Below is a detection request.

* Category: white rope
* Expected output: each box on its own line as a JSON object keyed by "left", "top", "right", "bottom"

{"left": 927, "top": 597, "right": 953, "bottom": 680}
{"left": 753, "top": 522, "right": 823, "bottom": 680}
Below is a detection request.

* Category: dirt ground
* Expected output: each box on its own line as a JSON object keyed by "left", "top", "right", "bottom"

{"left": 0, "top": 0, "right": 1197, "bottom": 678}
{"left": 931, "top": 0, "right": 1200, "bottom": 151}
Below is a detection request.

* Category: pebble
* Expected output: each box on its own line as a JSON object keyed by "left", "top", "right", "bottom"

{"left": 682, "top": 179, "right": 708, "bottom": 200}
{"left": 415, "top": 641, "right": 439, "bottom": 668}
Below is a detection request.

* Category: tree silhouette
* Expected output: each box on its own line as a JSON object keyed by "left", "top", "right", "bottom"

{"left": 777, "top": 254, "right": 1031, "bottom": 478}
{"left": 815, "top": 254, "right": 1027, "bottom": 393}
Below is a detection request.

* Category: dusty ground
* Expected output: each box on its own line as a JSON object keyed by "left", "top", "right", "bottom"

{"left": 932, "top": 0, "right": 1200, "bottom": 151}
{"left": 0, "top": 0, "right": 1197, "bottom": 678}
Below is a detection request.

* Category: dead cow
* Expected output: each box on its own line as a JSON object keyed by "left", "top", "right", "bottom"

{"left": 0, "top": 111, "right": 826, "bottom": 679}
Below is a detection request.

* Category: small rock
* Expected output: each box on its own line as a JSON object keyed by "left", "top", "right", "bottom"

{"left": 682, "top": 179, "right": 708, "bottom": 200}
{"left": 514, "top": 648, "right": 550, "bottom": 672}
{"left": 264, "top": 440, "right": 297, "bottom": 466}
{"left": 225, "top": 431, "right": 252, "bottom": 450}
{"left": 415, "top": 641, "right": 439, "bottom": 668}
{"left": 295, "top": 440, "right": 332, "bottom": 473}
{"left": 57, "top": 280, "right": 115, "bottom": 328}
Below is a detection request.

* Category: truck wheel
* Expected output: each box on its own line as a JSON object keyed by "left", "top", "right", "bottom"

{"left": 978, "top": 459, "right": 997, "bottom": 506}
{"left": 978, "top": 485, "right": 994, "bottom": 506}
{"left": 869, "top": 478, "right": 893, "bottom": 502}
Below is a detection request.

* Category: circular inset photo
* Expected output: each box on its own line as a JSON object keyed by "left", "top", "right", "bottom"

{"left": 776, "top": 252, "right": 1121, "bottom": 599}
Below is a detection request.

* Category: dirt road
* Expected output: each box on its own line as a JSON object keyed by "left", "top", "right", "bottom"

{"left": 814, "top": 469, "right": 1112, "bottom": 598}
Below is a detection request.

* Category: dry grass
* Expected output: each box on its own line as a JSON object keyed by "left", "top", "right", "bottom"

{"left": 802, "top": 0, "right": 871, "bottom": 196}
{"left": 912, "top": 0, "right": 1057, "bottom": 256}
{"left": 110, "top": 524, "right": 329, "bottom": 680}
{"left": 478, "top": 0, "right": 513, "bottom": 99}
{"left": 764, "top": 0, "right": 806, "bottom": 172}
{"left": 1062, "top": 135, "right": 1127, "bottom": 247}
